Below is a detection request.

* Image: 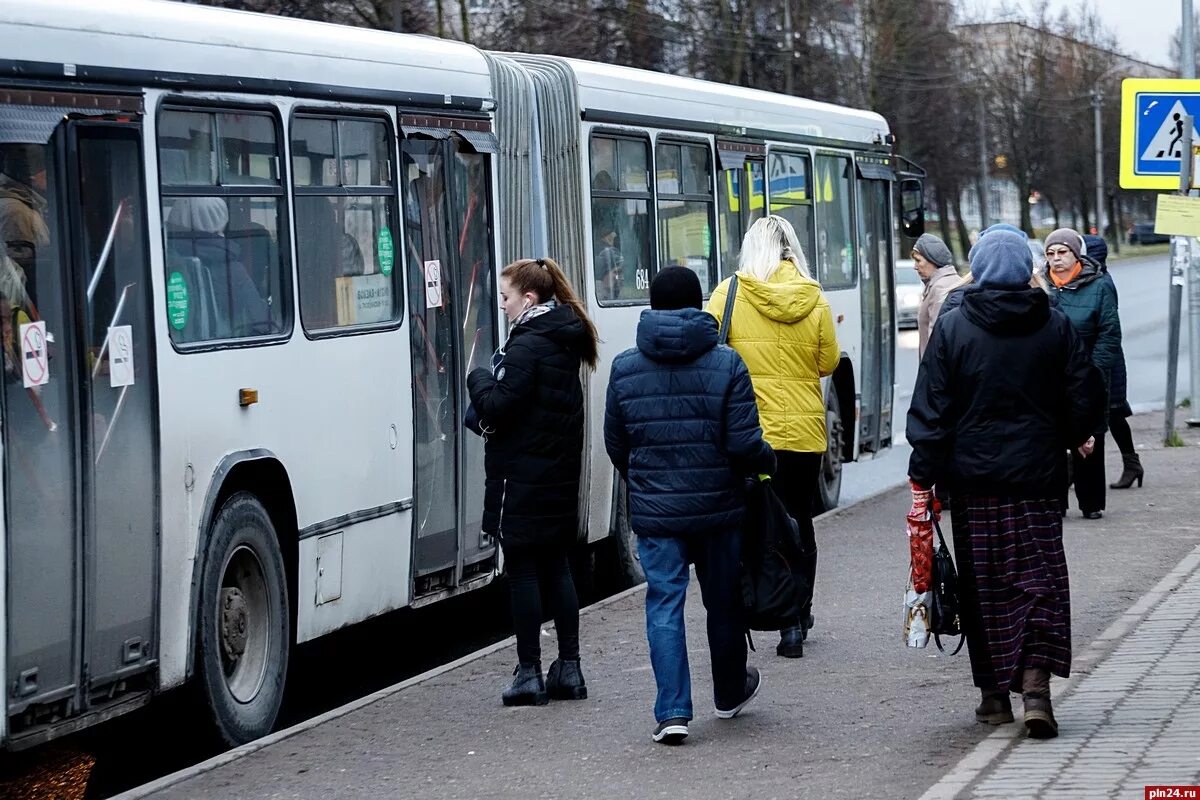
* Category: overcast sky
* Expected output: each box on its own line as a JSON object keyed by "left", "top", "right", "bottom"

{"left": 970, "top": 0, "right": 1183, "bottom": 67}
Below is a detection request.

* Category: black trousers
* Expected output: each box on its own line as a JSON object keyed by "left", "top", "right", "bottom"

{"left": 772, "top": 450, "right": 822, "bottom": 623}
{"left": 1071, "top": 436, "right": 1106, "bottom": 514}
{"left": 1109, "top": 413, "right": 1134, "bottom": 456}
{"left": 505, "top": 545, "right": 580, "bottom": 666}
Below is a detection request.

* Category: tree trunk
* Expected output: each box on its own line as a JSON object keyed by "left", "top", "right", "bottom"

{"left": 435, "top": 0, "right": 444, "bottom": 38}
{"left": 951, "top": 190, "right": 972, "bottom": 259}
{"left": 458, "top": 0, "right": 470, "bottom": 42}
{"left": 935, "top": 185, "right": 953, "bottom": 247}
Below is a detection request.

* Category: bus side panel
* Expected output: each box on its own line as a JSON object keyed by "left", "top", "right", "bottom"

{"left": 148, "top": 94, "right": 414, "bottom": 688}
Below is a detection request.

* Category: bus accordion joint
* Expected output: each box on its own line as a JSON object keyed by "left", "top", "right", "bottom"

{"left": 239, "top": 388, "right": 259, "bottom": 407}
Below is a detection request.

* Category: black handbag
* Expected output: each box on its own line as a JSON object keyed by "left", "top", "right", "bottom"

{"left": 929, "top": 514, "right": 966, "bottom": 655}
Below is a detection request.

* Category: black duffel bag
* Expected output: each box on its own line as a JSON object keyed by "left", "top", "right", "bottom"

{"left": 740, "top": 477, "right": 808, "bottom": 632}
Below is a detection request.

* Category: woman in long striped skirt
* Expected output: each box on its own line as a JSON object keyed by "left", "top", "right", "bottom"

{"left": 906, "top": 230, "right": 1105, "bottom": 739}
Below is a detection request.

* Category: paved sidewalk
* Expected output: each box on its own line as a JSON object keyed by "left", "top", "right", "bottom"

{"left": 967, "top": 553, "right": 1200, "bottom": 799}
{"left": 117, "top": 412, "right": 1200, "bottom": 800}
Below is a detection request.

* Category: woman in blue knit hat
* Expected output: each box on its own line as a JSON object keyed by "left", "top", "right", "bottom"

{"left": 908, "top": 229, "right": 1105, "bottom": 738}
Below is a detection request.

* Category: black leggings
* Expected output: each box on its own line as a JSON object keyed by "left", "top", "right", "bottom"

{"left": 1109, "top": 413, "right": 1134, "bottom": 456}
{"left": 505, "top": 545, "right": 580, "bottom": 666}
{"left": 772, "top": 450, "right": 822, "bottom": 622}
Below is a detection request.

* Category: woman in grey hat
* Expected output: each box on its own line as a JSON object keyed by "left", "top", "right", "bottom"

{"left": 1044, "top": 228, "right": 1121, "bottom": 519}
{"left": 911, "top": 233, "right": 958, "bottom": 358}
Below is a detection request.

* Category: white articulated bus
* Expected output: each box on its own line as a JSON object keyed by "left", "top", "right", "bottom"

{"left": 0, "top": 0, "right": 921, "bottom": 749}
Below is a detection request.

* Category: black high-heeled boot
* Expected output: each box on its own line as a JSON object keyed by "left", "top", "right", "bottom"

{"left": 1110, "top": 452, "right": 1144, "bottom": 489}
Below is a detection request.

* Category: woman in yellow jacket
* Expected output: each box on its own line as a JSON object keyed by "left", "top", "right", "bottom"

{"left": 707, "top": 215, "right": 839, "bottom": 659}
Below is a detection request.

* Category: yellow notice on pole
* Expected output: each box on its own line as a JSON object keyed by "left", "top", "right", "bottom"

{"left": 1154, "top": 194, "right": 1200, "bottom": 237}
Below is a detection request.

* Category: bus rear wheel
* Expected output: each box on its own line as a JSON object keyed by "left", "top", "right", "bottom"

{"left": 814, "top": 383, "right": 844, "bottom": 514}
{"left": 196, "top": 491, "right": 290, "bottom": 746}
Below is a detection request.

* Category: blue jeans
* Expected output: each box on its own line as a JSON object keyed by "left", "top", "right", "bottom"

{"left": 637, "top": 529, "right": 747, "bottom": 722}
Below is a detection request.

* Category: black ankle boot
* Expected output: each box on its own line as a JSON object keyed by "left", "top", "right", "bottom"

{"left": 1110, "top": 452, "right": 1144, "bottom": 489}
{"left": 502, "top": 663, "right": 548, "bottom": 706}
{"left": 546, "top": 658, "right": 588, "bottom": 700}
{"left": 776, "top": 626, "right": 804, "bottom": 658}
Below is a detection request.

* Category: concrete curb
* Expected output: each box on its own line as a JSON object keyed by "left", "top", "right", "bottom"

{"left": 915, "top": 542, "right": 1200, "bottom": 800}
{"left": 113, "top": 477, "right": 910, "bottom": 800}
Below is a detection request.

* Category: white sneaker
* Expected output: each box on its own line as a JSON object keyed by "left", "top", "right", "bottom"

{"left": 715, "top": 666, "right": 761, "bottom": 719}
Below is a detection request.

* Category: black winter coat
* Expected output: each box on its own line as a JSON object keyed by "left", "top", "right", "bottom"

{"left": 604, "top": 308, "right": 776, "bottom": 537}
{"left": 908, "top": 287, "right": 1105, "bottom": 498}
{"left": 466, "top": 305, "right": 587, "bottom": 551}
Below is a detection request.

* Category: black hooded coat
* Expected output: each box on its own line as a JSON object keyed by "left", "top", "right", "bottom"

{"left": 908, "top": 287, "right": 1105, "bottom": 497}
{"left": 466, "top": 304, "right": 588, "bottom": 550}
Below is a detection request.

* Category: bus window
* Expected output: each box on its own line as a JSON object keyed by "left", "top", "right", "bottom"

{"left": 769, "top": 151, "right": 816, "bottom": 267}
{"left": 589, "top": 134, "right": 652, "bottom": 304}
{"left": 292, "top": 116, "right": 400, "bottom": 332}
{"left": 656, "top": 141, "right": 715, "bottom": 293}
{"left": 158, "top": 108, "right": 289, "bottom": 344}
{"left": 717, "top": 159, "right": 765, "bottom": 279}
{"left": 815, "top": 155, "right": 856, "bottom": 290}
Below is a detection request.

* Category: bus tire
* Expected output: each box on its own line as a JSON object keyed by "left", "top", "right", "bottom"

{"left": 196, "top": 491, "right": 290, "bottom": 746}
{"left": 814, "top": 382, "right": 844, "bottom": 514}
{"left": 606, "top": 476, "right": 643, "bottom": 588}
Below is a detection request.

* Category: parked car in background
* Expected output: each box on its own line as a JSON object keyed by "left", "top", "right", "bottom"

{"left": 895, "top": 259, "right": 922, "bottom": 330}
{"left": 1128, "top": 221, "right": 1169, "bottom": 245}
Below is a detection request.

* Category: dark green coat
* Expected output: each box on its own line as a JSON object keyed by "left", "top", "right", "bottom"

{"left": 1052, "top": 258, "right": 1121, "bottom": 431}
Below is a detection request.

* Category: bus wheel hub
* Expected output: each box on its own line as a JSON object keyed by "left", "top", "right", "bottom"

{"left": 221, "top": 587, "right": 249, "bottom": 660}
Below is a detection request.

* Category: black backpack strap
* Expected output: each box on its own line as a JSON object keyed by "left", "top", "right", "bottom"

{"left": 718, "top": 274, "right": 738, "bottom": 345}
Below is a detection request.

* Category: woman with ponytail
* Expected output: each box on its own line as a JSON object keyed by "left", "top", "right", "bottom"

{"left": 467, "top": 257, "right": 599, "bottom": 706}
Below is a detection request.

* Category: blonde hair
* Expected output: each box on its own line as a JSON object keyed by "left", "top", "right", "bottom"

{"left": 501, "top": 257, "right": 599, "bottom": 369}
{"left": 737, "top": 215, "right": 812, "bottom": 281}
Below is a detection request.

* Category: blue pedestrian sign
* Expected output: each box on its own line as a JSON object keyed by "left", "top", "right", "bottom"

{"left": 1121, "top": 78, "right": 1200, "bottom": 189}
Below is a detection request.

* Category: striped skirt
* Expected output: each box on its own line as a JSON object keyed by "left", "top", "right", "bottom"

{"left": 958, "top": 497, "right": 1071, "bottom": 692}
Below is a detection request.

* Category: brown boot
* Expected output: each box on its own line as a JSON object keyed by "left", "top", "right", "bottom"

{"left": 975, "top": 689, "right": 1014, "bottom": 724}
{"left": 1021, "top": 668, "right": 1058, "bottom": 739}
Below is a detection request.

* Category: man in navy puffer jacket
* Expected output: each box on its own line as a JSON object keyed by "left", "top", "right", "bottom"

{"left": 605, "top": 267, "right": 775, "bottom": 745}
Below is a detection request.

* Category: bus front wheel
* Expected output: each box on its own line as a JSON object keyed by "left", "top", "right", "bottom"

{"left": 196, "top": 491, "right": 290, "bottom": 746}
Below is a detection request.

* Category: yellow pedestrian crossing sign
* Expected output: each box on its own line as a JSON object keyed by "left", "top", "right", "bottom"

{"left": 1121, "top": 78, "right": 1200, "bottom": 189}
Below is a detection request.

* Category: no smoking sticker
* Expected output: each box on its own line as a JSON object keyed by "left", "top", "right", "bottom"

{"left": 20, "top": 320, "right": 49, "bottom": 389}
{"left": 108, "top": 325, "right": 135, "bottom": 388}
{"left": 424, "top": 260, "right": 443, "bottom": 309}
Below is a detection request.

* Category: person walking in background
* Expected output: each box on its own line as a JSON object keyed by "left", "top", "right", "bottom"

{"left": 605, "top": 267, "right": 774, "bottom": 744}
{"left": 912, "top": 233, "right": 958, "bottom": 358}
{"left": 908, "top": 229, "right": 1105, "bottom": 739}
{"left": 1083, "top": 234, "right": 1142, "bottom": 490}
{"left": 707, "top": 216, "right": 838, "bottom": 659}
{"left": 466, "top": 258, "right": 599, "bottom": 707}
{"left": 1044, "top": 229, "right": 1121, "bottom": 519}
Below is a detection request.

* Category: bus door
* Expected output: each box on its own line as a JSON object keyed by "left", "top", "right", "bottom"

{"left": 855, "top": 161, "right": 896, "bottom": 452}
{"left": 2, "top": 107, "right": 158, "bottom": 729}
{"left": 402, "top": 130, "right": 500, "bottom": 597}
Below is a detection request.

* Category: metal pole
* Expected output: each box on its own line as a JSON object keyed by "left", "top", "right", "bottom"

{"left": 1184, "top": 0, "right": 1200, "bottom": 425}
{"left": 1093, "top": 89, "right": 1105, "bottom": 240}
{"left": 1166, "top": 116, "right": 1193, "bottom": 444}
{"left": 392, "top": 0, "right": 404, "bottom": 32}
{"left": 977, "top": 91, "right": 989, "bottom": 229}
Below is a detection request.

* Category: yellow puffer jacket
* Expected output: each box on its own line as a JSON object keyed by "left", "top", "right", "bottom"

{"left": 706, "top": 261, "right": 840, "bottom": 453}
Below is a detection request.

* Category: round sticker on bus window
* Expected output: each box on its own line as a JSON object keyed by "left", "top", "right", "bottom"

{"left": 378, "top": 228, "right": 394, "bottom": 277}
{"left": 167, "top": 271, "right": 189, "bottom": 331}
